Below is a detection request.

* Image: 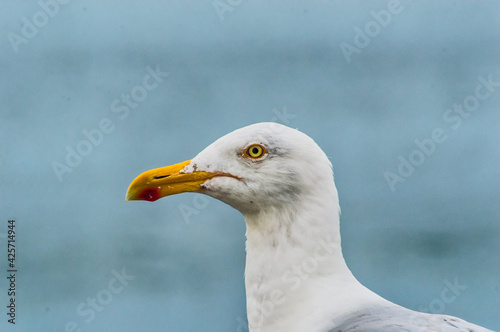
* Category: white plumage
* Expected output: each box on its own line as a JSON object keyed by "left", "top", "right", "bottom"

{"left": 127, "top": 122, "right": 492, "bottom": 332}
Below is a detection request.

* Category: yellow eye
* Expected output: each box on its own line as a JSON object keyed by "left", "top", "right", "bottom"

{"left": 245, "top": 144, "right": 266, "bottom": 159}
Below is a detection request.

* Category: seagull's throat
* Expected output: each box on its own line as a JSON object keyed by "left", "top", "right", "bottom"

{"left": 242, "top": 189, "right": 356, "bottom": 331}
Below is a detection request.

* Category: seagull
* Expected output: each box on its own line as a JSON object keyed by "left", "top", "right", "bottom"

{"left": 126, "top": 122, "right": 492, "bottom": 332}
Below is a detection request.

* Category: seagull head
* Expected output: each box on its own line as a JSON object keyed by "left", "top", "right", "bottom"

{"left": 126, "top": 122, "right": 334, "bottom": 215}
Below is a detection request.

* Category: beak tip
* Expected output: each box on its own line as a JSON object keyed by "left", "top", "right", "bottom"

{"left": 125, "top": 159, "right": 197, "bottom": 203}
{"left": 125, "top": 188, "right": 136, "bottom": 201}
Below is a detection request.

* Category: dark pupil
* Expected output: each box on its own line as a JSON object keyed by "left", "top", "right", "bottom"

{"left": 252, "top": 147, "right": 259, "bottom": 155}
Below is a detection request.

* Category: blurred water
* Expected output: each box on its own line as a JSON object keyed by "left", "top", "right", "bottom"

{"left": 1, "top": 1, "right": 499, "bottom": 331}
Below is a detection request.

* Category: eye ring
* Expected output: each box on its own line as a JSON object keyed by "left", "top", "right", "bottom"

{"left": 244, "top": 144, "right": 266, "bottom": 159}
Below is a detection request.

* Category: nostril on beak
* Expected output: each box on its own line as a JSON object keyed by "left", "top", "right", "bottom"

{"left": 153, "top": 175, "right": 170, "bottom": 179}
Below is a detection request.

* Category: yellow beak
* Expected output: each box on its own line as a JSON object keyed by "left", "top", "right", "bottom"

{"left": 126, "top": 159, "right": 237, "bottom": 202}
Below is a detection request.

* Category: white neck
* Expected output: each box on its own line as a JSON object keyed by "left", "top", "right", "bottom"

{"left": 243, "top": 184, "right": 385, "bottom": 332}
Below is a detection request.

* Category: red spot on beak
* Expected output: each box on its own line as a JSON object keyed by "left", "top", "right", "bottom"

{"left": 139, "top": 188, "right": 160, "bottom": 202}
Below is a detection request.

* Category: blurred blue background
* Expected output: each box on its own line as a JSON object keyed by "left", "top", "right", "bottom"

{"left": 1, "top": 1, "right": 499, "bottom": 331}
